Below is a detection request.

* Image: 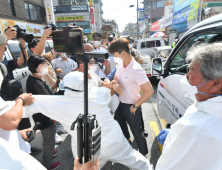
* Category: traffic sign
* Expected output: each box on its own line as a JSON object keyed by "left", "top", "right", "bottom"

{"left": 144, "top": 14, "right": 148, "bottom": 19}
{"left": 137, "top": 8, "right": 145, "bottom": 11}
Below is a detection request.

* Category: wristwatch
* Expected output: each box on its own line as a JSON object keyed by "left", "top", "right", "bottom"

{"left": 133, "top": 104, "right": 138, "bottom": 109}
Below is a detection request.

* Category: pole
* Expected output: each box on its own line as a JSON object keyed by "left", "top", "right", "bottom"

{"left": 199, "top": 0, "right": 203, "bottom": 22}
{"left": 137, "top": 0, "right": 139, "bottom": 40}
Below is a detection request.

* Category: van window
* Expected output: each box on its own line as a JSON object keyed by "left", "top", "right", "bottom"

{"left": 141, "top": 40, "right": 160, "bottom": 49}
{"left": 169, "top": 29, "right": 222, "bottom": 74}
{"left": 156, "top": 40, "right": 161, "bottom": 47}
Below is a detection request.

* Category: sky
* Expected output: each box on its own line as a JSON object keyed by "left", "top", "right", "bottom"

{"left": 102, "top": 0, "right": 144, "bottom": 33}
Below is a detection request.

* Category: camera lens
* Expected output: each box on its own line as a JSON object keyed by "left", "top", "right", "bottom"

{"left": 21, "top": 32, "right": 34, "bottom": 43}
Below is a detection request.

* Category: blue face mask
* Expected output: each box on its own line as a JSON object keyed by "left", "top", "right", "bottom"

{"left": 180, "top": 76, "right": 222, "bottom": 101}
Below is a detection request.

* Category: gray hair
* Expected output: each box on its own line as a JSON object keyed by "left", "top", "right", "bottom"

{"left": 186, "top": 43, "right": 222, "bottom": 81}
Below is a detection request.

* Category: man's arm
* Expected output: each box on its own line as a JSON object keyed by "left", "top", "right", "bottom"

{"left": 17, "top": 38, "right": 28, "bottom": 66}
{"left": 0, "top": 94, "right": 34, "bottom": 130}
{"left": 102, "top": 60, "right": 111, "bottom": 76}
{"left": 33, "top": 28, "right": 52, "bottom": 55}
{"left": 102, "top": 32, "right": 109, "bottom": 49}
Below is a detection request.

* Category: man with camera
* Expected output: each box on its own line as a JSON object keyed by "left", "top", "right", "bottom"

{"left": 92, "top": 32, "right": 111, "bottom": 80}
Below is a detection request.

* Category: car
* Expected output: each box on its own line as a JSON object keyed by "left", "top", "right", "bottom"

{"left": 3, "top": 39, "right": 54, "bottom": 92}
{"left": 150, "top": 13, "right": 222, "bottom": 128}
{"left": 137, "top": 37, "right": 165, "bottom": 58}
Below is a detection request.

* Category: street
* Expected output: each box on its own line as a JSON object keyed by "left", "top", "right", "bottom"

{"left": 31, "top": 79, "right": 164, "bottom": 170}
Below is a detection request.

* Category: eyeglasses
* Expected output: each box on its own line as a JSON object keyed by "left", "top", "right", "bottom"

{"left": 94, "top": 39, "right": 101, "bottom": 41}
{"left": 93, "top": 33, "right": 102, "bottom": 37}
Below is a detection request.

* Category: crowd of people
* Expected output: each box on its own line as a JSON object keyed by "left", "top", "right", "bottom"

{"left": 1, "top": 24, "right": 222, "bottom": 170}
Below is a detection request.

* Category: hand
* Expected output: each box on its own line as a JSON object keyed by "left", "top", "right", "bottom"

{"left": 4, "top": 27, "right": 17, "bottom": 40}
{"left": 106, "top": 32, "right": 110, "bottom": 39}
{"left": 42, "top": 28, "right": 52, "bottom": 38}
{"left": 56, "top": 68, "right": 63, "bottom": 73}
{"left": 111, "top": 80, "right": 118, "bottom": 84}
{"left": 101, "top": 59, "right": 110, "bottom": 67}
{"left": 157, "top": 129, "right": 170, "bottom": 145}
{"left": 74, "top": 157, "right": 99, "bottom": 170}
{"left": 19, "top": 128, "right": 32, "bottom": 141}
{"left": 19, "top": 93, "right": 34, "bottom": 106}
{"left": 19, "top": 38, "right": 26, "bottom": 48}
{"left": 130, "top": 105, "right": 137, "bottom": 115}
{"left": 113, "top": 83, "right": 124, "bottom": 95}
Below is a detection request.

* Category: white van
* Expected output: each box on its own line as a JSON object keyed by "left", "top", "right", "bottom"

{"left": 3, "top": 39, "right": 54, "bottom": 92}
{"left": 151, "top": 14, "right": 222, "bottom": 128}
{"left": 137, "top": 37, "right": 165, "bottom": 58}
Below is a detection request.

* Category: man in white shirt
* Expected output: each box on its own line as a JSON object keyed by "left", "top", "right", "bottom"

{"left": 156, "top": 43, "right": 222, "bottom": 170}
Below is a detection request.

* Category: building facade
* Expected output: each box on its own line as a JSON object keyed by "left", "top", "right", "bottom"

{"left": 101, "top": 19, "right": 118, "bottom": 39}
{"left": 52, "top": 0, "right": 91, "bottom": 35}
{"left": 93, "top": 0, "right": 103, "bottom": 33}
{"left": 150, "top": 0, "right": 165, "bottom": 23}
{"left": 0, "top": 0, "right": 47, "bottom": 37}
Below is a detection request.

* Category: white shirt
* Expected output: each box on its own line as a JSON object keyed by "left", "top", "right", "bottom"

{"left": 93, "top": 47, "right": 107, "bottom": 78}
{"left": 0, "top": 137, "right": 46, "bottom": 170}
{"left": 156, "top": 96, "right": 222, "bottom": 170}
{"left": 0, "top": 97, "right": 30, "bottom": 153}
{"left": 24, "top": 87, "right": 151, "bottom": 169}
{"left": 51, "top": 57, "right": 78, "bottom": 79}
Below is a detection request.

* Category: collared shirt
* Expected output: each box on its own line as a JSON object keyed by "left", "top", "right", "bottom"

{"left": 115, "top": 58, "right": 149, "bottom": 104}
{"left": 51, "top": 57, "right": 77, "bottom": 79}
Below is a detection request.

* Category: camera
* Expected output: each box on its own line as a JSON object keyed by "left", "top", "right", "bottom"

{"left": 5, "top": 25, "right": 33, "bottom": 43}
{"left": 108, "top": 33, "right": 115, "bottom": 42}
{"left": 44, "top": 23, "right": 58, "bottom": 36}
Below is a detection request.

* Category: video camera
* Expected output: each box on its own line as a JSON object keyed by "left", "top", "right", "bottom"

{"left": 51, "top": 22, "right": 107, "bottom": 163}
{"left": 44, "top": 23, "right": 58, "bottom": 36}
{"left": 5, "top": 25, "right": 33, "bottom": 43}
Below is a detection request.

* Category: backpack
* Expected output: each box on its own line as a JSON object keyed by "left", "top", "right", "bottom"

{"left": 0, "top": 63, "right": 23, "bottom": 101}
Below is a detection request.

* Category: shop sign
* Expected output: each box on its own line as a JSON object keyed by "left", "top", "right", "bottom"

{"left": 44, "top": 0, "right": 55, "bottom": 24}
{"left": 90, "top": 8, "right": 94, "bottom": 25}
{"left": 89, "top": 0, "right": 93, "bottom": 7}
{"left": 151, "top": 21, "right": 160, "bottom": 31}
{"left": 0, "top": 19, "right": 44, "bottom": 37}
{"left": 56, "top": 16, "right": 84, "bottom": 22}
{"left": 58, "top": 0, "right": 87, "bottom": 5}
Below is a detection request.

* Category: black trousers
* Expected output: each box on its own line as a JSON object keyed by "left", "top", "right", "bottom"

{"left": 115, "top": 102, "right": 148, "bottom": 156}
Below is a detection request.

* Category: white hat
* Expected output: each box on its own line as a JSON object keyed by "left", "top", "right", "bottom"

{"left": 0, "top": 34, "right": 7, "bottom": 45}
{"left": 63, "top": 71, "right": 84, "bottom": 96}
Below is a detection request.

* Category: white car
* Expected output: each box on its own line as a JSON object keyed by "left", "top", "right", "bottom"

{"left": 151, "top": 13, "right": 222, "bottom": 128}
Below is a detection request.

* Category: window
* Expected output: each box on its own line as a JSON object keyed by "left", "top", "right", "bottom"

{"left": 153, "top": 2, "right": 156, "bottom": 9}
{"left": 25, "top": 3, "right": 43, "bottom": 21}
{"left": 56, "top": 21, "right": 90, "bottom": 30}
{"left": 141, "top": 40, "right": 160, "bottom": 48}
{"left": 8, "top": 0, "right": 15, "bottom": 16}
{"left": 169, "top": 30, "right": 222, "bottom": 74}
{"left": 157, "top": 0, "right": 164, "bottom": 8}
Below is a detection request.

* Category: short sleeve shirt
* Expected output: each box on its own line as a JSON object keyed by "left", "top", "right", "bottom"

{"left": 115, "top": 58, "right": 149, "bottom": 104}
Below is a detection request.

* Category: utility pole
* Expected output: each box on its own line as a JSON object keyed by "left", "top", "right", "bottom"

{"left": 199, "top": 0, "right": 203, "bottom": 22}
{"left": 137, "top": 0, "right": 139, "bottom": 40}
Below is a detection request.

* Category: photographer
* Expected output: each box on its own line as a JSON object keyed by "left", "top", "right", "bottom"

{"left": 92, "top": 32, "right": 111, "bottom": 80}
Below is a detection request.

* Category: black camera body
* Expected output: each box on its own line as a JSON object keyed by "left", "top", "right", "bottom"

{"left": 5, "top": 25, "right": 33, "bottom": 43}
{"left": 108, "top": 33, "right": 115, "bottom": 42}
{"left": 44, "top": 23, "right": 58, "bottom": 36}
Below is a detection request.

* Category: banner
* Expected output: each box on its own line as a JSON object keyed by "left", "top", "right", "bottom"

{"left": 90, "top": 7, "right": 94, "bottom": 25}
{"left": 58, "top": 0, "right": 87, "bottom": 5}
{"left": 159, "top": 14, "right": 173, "bottom": 29}
{"left": 0, "top": 19, "right": 44, "bottom": 37}
{"left": 89, "top": 0, "right": 93, "bottom": 7}
{"left": 44, "top": 0, "right": 55, "bottom": 24}
{"left": 173, "top": 0, "right": 196, "bottom": 12}
{"left": 140, "top": 23, "right": 146, "bottom": 33}
{"left": 56, "top": 16, "right": 84, "bottom": 22}
{"left": 173, "top": 0, "right": 199, "bottom": 25}
{"left": 151, "top": 21, "right": 160, "bottom": 31}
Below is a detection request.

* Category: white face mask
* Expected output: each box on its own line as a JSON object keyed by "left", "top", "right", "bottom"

{"left": 175, "top": 39, "right": 179, "bottom": 42}
{"left": 89, "top": 64, "right": 99, "bottom": 72}
{"left": 93, "top": 41, "right": 101, "bottom": 47}
{"left": 129, "top": 44, "right": 133, "bottom": 48}
{"left": 114, "top": 57, "right": 123, "bottom": 66}
{"left": 61, "top": 53, "right": 68, "bottom": 58}
{"left": 39, "top": 67, "right": 48, "bottom": 76}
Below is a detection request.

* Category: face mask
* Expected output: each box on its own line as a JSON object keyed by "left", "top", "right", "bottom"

{"left": 93, "top": 41, "right": 101, "bottom": 47}
{"left": 114, "top": 57, "right": 123, "bottom": 66}
{"left": 180, "top": 75, "right": 213, "bottom": 100}
{"left": 175, "top": 39, "right": 178, "bottom": 42}
{"left": 39, "top": 67, "right": 48, "bottom": 76}
{"left": 129, "top": 44, "right": 133, "bottom": 48}
{"left": 89, "top": 65, "right": 99, "bottom": 72}
{"left": 61, "top": 53, "right": 68, "bottom": 58}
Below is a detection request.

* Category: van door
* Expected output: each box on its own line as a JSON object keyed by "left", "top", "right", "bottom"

{"left": 157, "top": 22, "right": 222, "bottom": 127}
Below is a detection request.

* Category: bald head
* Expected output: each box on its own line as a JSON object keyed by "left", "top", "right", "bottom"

{"left": 84, "top": 43, "right": 94, "bottom": 52}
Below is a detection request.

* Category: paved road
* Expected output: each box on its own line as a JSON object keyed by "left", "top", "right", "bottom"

{"left": 31, "top": 79, "right": 164, "bottom": 170}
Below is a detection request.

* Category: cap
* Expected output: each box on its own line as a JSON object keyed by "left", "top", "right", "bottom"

{"left": 0, "top": 34, "right": 7, "bottom": 45}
